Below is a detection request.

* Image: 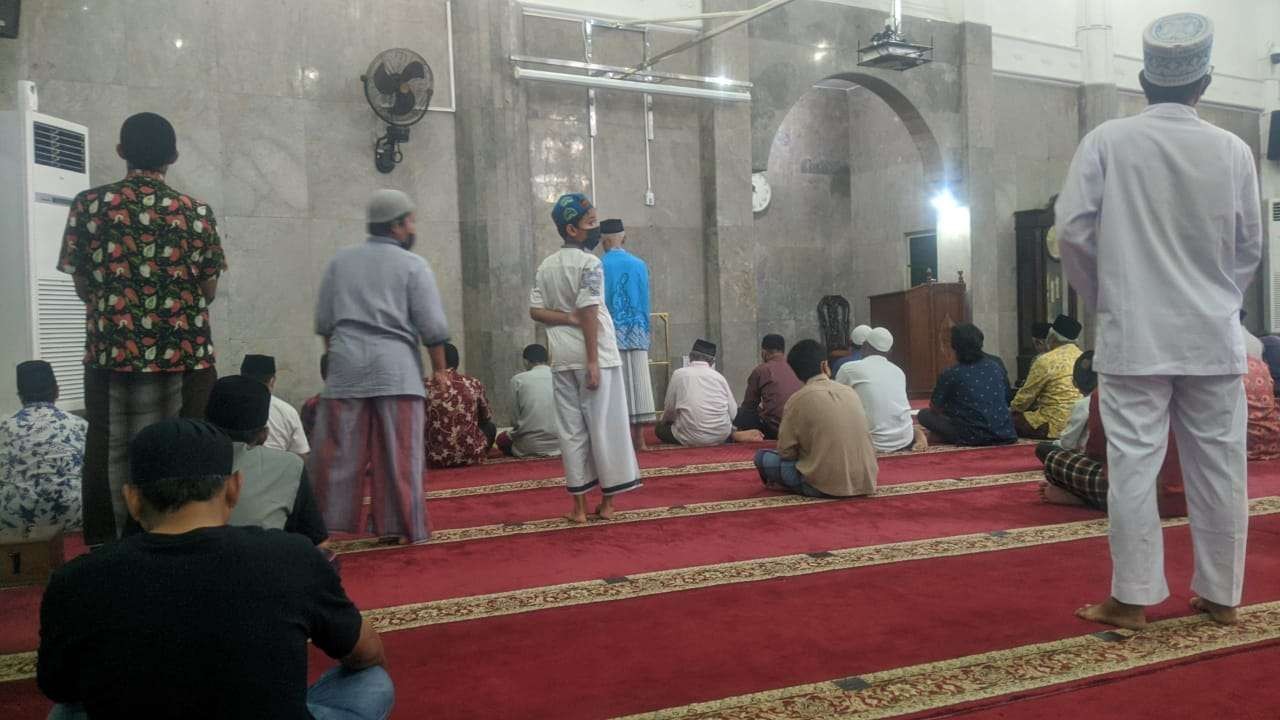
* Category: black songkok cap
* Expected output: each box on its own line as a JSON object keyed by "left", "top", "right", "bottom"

{"left": 600, "top": 218, "right": 624, "bottom": 234}
{"left": 119, "top": 112, "right": 177, "bottom": 170}
{"left": 206, "top": 375, "right": 271, "bottom": 433}
{"left": 130, "top": 419, "right": 233, "bottom": 485}
{"left": 240, "top": 354, "right": 276, "bottom": 377}
{"left": 16, "top": 361, "right": 56, "bottom": 399}
{"left": 1031, "top": 322, "right": 1051, "bottom": 340}
{"left": 691, "top": 339, "right": 718, "bottom": 357}
{"left": 1052, "top": 314, "right": 1082, "bottom": 341}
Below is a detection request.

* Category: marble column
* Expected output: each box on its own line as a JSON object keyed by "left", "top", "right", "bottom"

{"left": 959, "top": 22, "right": 995, "bottom": 344}
{"left": 1260, "top": 45, "right": 1279, "bottom": 330}
{"left": 1074, "top": 0, "right": 1117, "bottom": 348}
{"left": 453, "top": 0, "right": 536, "bottom": 417}
{"left": 699, "top": 0, "right": 757, "bottom": 397}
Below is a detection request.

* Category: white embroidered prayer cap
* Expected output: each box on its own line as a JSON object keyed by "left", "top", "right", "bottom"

{"left": 850, "top": 325, "right": 872, "bottom": 347}
{"left": 1142, "top": 13, "right": 1214, "bottom": 87}
{"left": 867, "top": 327, "right": 894, "bottom": 353}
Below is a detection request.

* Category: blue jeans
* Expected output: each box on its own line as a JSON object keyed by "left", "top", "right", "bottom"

{"left": 49, "top": 666, "right": 395, "bottom": 720}
{"left": 754, "top": 449, "right": 832, "bottom": 498}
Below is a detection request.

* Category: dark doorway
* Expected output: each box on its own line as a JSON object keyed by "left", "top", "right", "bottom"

{"left": 907, "top": 232, "right": 937, "bottom": 287}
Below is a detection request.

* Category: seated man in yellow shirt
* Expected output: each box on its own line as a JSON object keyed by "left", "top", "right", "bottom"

{"left": 1011, "top": 315, "right": 1083, "bottom": 439}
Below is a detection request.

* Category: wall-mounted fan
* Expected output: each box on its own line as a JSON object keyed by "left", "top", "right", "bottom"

{"left": 361, "top": 48, "right": 434, "bottom": 173}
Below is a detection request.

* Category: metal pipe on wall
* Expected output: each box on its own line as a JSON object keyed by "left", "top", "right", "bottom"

{"left": 584, "top": 21, "right": 598, "bottom": 206}
{"left": 623, "top": 0, "right": 801, "bottom": 77}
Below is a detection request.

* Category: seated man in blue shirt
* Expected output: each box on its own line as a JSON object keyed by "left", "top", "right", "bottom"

{"left": 918, "top": 324, "right": 1017, "bottom": 446}
{"left": 38, "top": 418, "right": 393, "bottom": 720}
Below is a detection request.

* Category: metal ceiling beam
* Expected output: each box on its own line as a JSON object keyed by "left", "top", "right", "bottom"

{"left": 509, "top": 54, "right": 753, "bottom": 89}
{"left": 620, "top": 0, "right": 801, "bottom": 78}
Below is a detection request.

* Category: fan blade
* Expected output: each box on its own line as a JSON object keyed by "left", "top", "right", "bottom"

{"left": 400, "top": 61, "right": 427, "bottom": 82}
{"left": 392, "top": 89, "right": 416, "bottom": 116}
{"left": 371, "top": 63, "right": 400, "bottom": 95}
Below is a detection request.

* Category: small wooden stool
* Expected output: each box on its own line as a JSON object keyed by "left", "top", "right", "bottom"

{"left": 0, "top": 527, "right": 65, "bottom": 588}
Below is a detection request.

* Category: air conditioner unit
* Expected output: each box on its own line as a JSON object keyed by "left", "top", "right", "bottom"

{"left": 0, "top": 96, "right": 91, "bottom": 415}
{"left": 1270, "top": 199, "right": 1280, "bottom": 333}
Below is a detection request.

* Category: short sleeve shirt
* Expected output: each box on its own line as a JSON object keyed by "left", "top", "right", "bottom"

{"left": 931, "top": 358, "right": 1018, "bottom": 445}
{"left": 530, "top": 248, "right": 622, "bottom": 371}
{"left": 0, "top": 403, "right": 87, "bottom": 534}
{"left": 426, "top": 371, "right": 493, "bottom": 467}
{"left": 57, "top": 173, "right": 225, "bottom": 372}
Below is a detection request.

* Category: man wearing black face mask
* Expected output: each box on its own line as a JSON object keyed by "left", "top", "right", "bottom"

{"left": 310, "top": 189, "right": 451, "bottom": 544}
{"left": 530, "top": 193, "right": 643, "bottom": 524}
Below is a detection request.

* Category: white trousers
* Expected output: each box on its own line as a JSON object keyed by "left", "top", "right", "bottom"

{"left": 1098, "top": 374, "right": 1248, "bottom": 606}
{"left": 553, "top": 366, "right": 643, "bottom": 496}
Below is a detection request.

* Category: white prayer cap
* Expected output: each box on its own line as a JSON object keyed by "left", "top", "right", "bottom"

{"left": 1142, "top": 13, "right": 1214, "bottom": 88}
{"left": 850, "top": 325, "right": 872, "bottom": 346}
{"left": 867, "top": 327, "right": 894, "bottom": 353}
{"left": 367, "top": 188, "right": 416, "bottom": 223}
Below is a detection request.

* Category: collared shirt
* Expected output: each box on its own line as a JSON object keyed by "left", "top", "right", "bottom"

{"left": 1011, "top": 343, "right": 1083, "bottom": 438}
{"left": 265, "top": 395, "right": 309, "bottom": 455}
{"left": 740, "top": 357, "right": 803, "bottom": 428}
{"left": 601, "top": 248, "right": 651, "bottom": 350}
{"left": 931, "top": 358, "right": 1017, "bottom": 445}
{"left": 227, "top": 443, "right": 327, "bottom": 545}
{"left": 58, "top": 173, "right": 226, "bottom": 372}
{"left": 530, "top": 247, "right": 622, "bottom": 371}
{"left": 776, "top": 376, "right": 878, "bottom": 497}
{"left": 834, "top": 355, "right": 914, "bottom": 453}
{"left": 1057, "top": 103, "right": 1263, "bottom": 376}
{"left": 315, "top": 236, "right": 450, "bottom": 399}
{"left": 426, "top": 370, "right": 492, "bottom": 468}
{"left": 662, "top": 361, "right": 735, "bottom": 447}
{"left": 508, "top": 365, "right": 561, "bottom": 458}
{"left": 0, "top": 402, "right": 87, "bottom": 534}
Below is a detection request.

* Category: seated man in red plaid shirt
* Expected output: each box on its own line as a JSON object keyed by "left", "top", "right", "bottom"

{"left": 425, "top": 344, "right": 496, "bottom": 468}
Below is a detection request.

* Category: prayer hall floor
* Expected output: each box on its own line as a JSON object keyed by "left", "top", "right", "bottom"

{"left": 2, "top": 440, "right": 1278, "bottom": 718}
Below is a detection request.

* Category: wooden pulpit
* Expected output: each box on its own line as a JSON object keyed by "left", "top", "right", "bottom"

{"left": 869, "top": 282, "right": 968, "bottom": 398}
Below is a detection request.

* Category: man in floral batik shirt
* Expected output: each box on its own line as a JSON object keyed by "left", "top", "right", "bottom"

{"left": 426, "top": 343, "right": 496, "bottom": 468}
{"left": 0, "top": 362, "right": 87, "bottom": 535}
{"left": 57, "top": 112, "right": 226, "bottom": 545}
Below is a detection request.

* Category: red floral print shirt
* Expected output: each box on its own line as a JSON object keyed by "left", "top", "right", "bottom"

{"left": 57, "top": 172, "right": 226, "bottom": 372}
{"left": 426, "top": 371, "right": 492, "bottom": 468}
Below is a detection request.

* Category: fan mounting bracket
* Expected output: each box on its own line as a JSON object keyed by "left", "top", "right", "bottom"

{"left": 374, "top": 125, "right": 411, "bottom": 174}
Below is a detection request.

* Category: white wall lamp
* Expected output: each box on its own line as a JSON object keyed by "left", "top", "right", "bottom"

{"left": 513, "top": 66, "right": 752, "bottom": 103}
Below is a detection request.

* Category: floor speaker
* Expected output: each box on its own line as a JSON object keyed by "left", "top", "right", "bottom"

{"left": 0, "top": 0, "right": 17, "bottom": 39}
{"left": 1268, "top": 110, "right": 1280, "bottom": 161}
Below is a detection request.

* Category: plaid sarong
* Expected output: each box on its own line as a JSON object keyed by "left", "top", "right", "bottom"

{"left": 1042, "top": 447, "right": 1107, "bottom": 509}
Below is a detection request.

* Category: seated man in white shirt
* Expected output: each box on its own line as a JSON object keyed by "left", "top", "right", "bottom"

{"left": 656, "top": 340, "right": 761, "bottom": 447}
{"left": 834, "top": 327, "right": 919, "bottom": 454}
{"left": 496, "top": 344, "right": 562, "bottom": 458}
{"left": 241, "top": 354, "right": 310, "bottom": 460}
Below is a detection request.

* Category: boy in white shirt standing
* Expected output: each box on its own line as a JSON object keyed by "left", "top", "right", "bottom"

{"left": 529, "top": 194, "right": 642, "bottom": 523}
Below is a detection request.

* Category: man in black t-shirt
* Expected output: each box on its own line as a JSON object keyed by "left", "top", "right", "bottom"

{"left": 38, "top": 418, "right": 394, "bottom": 720}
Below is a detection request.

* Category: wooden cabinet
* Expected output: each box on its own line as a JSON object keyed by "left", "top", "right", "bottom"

{"left": 869, "top": 282, "right": 967, "bottom": 398}
{"left": 1015, "top": 208, "right": 1077, "bottom": 383}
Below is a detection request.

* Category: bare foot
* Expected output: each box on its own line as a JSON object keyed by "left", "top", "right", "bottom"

{"left": 911, "top": 426, "right": 929, "bottom": 451}
{"left": 594, "top": 504, "right": 617, "bottom": 520}
{"left": 732, "top": 429, "right": 765, "bottom": 443}
{"left": 564, "top": 510, "right": 589, "bottom": 524}
{"left": 1190, "top": 596, "right": 1239, "bottom": 625}
{"left": 1040, "top": 482, "right": 1086, "bottom": 506}
{"left": 1075, "top": 597, "right": 1147, "bottom": 631}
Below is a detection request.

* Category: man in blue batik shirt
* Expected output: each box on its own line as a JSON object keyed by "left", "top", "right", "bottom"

{"left": 600, "top": 219, "right": 656, "bottom": 449}
{"left": 1, "top": 361, "right": 87, "bottom": 535}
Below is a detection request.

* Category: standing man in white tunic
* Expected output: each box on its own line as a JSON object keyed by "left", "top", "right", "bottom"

{"left": 530, "top": 194, "right": 642, "bottom": 524}
{"left": 1057, "top": 14, "right": 1262, "bottom": 630}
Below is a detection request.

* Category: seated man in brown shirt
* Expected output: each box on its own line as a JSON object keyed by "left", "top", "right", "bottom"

{"left": 753, "top": 339, "right": 878, "bottom": 498}
{"left": 733, "top": 334, "right": 803, "bottom": 440}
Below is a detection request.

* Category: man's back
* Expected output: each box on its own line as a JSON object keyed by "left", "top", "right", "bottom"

{"left": 601, "top": 248, "right": 651, "bottom": 349}
{"left": 266, "top": 395, "right": 310, "bottom": 455}
{"left": 0, "top": 404, "right": 87, "bottom": 532}
{"left": 744, "top": 358, "right": 803, "bottom": 426}
{"left": 228, "top": 443, "right": 303, "bottom": 531}
{"left": 835, "top": 356, "right": 914, "bottom": 453}
{"left": 1058, "top": 104, "right": 1262, "bottom": 376}
{"left": 510, "top": 365, "right": 561, "bottom": 457}
{"left": 38, "top": 526, "right": 362, "bottom": 719}
{"left": 316, "top": 238, "right": 449, "bottom": 398}
{"left": 665, "top": 362, "right": 734, "bottom": 446}
{"left": 427, "top": 371, "right": 492, "bottom": 467}
{"left": 778, "top": 378, "right": 878, "bottom": 496}
{"left": 532, "top": 248, "right": 621, "bottom": 371}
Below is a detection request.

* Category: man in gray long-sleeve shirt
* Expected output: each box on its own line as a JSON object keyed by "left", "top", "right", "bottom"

{"left": 309, "top": 189, "right": 449, "bottom": 544}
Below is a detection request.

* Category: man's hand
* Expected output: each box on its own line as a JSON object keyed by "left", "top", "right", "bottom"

{"left": 586, "top": 362, "right": 601, "bottom": 391}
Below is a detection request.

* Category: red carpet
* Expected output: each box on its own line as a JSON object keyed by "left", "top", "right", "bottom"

{"left": 5, "top": 444, "right": 1280, "bottom": 719}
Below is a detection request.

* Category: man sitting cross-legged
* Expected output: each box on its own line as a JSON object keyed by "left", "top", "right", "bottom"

{"left": 733, "top": 334, "right": 803, "bottom": 440}
{"left": 37, "top": 418, "right": 394, "bottom": 720}
{"left": 205, "top": 375, "right": 329, "bottom": 546}
{"left": 656, "top": 340, "right": 763, "bottom": 446}
{"left": 754, "top": 340, "right": 878, "bottom": 498}
{"left": 496, "top": 344, "right": 562, "bottom": 458}
{"left": 834, "top": 327, "right": 923, "bottom": 453}
{"left": 426, "top": 343, "right": 497, "bottom": 468}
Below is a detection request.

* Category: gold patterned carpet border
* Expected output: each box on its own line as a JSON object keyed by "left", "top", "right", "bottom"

{"left": 356, "top": 497, "right": 1280, "bottom": 634}
{"left": 333, "top": 471, "right": 1047, "bottom": 554}
{"left": 428, "top": 441, "right": 1038, "bottom": 499}
{"left": 0, "top": 651, "right": 35, "bottom": 686}
{"left": 614, "top": 601, "right": 1280, "bottom": 720}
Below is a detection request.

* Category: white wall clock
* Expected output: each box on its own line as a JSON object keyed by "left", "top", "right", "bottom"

{"left": 751, "top": 171, "right": 771, "bottom": 213}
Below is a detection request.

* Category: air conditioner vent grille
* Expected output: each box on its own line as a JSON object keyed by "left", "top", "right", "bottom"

{"left": 33, "top": 121, "right": 87, "bottom": 174}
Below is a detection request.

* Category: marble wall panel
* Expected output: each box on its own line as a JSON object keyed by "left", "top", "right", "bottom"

{"left": 23, "top": 0, "right": 126, "bottom": 86}
{"left": 219, "top": 93, "right": 309, "bottom": 218}
{"left": 128, "top": 87, "right": 225, "bottom": 211}
{"left": 124, "top": 0, "right": 217, "bottom": 90}
{"left": 212, "top": 0, "right": 305, "bottom": 97}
